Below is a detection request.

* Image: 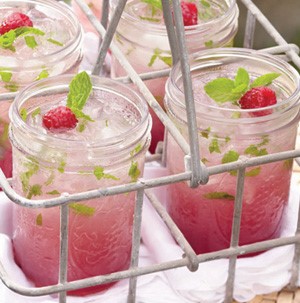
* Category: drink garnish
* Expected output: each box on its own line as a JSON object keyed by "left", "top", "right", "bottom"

{"left": 0, "top": 12, "right": 64, "bottom": 51}
{"left": 203, "top": 191, "right": 235, "bottom": 200}
{"left": 42, "top": 106, "right": 78, "bottom": 132}
{"left": 0, "top": 12, "right": 33, "bottom": 35}
{"left": 148, "top": 48, "right": 172, "bottom": 67}
{"left": 42, "top": 71, "right": 93, "bottom": 132}
{"left": 204, "top": 67, "right": 280, "bottom": 116}
{"left": 181, "top": 1, "right": 198, "bottom": 26}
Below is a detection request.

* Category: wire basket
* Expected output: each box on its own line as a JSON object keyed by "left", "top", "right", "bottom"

{"left": 0, "top": 0, "right": 300, "bottom": 302}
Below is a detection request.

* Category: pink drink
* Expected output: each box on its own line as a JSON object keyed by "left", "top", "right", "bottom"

{"left": 164, "top": 48, "right": 300, "bottom": 254}
{"left": 110, "top": 0, "right": 239, "bottom": 153}
{"left": 10, "top": 73, "right": 151, "bottom": 295}
{"left": 0, "top": 0, "right": 83, "bottom": 178}
{"left": 72, "top": 0, "right": 102, "bottom": 33}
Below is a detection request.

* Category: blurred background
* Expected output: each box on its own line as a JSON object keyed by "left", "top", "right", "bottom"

{"left": 235, "top": 0, "right": 300, "bottom": 50}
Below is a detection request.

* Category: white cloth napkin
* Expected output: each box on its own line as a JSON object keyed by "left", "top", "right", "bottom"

{"left": 142, "top": 166, "right": 300, "bottom": 303}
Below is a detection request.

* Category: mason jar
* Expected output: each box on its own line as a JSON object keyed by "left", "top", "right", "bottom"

{"left": 164, "top": 48, "right": 300, "bottom": 254}
{"left": 110, "top": 0, "right": 239, "bottom": 152}
{"left": 0, "top": 0, "right": 83, "bottom": 178}
{"left": 9, "top": 73, "right": 152, "bottom": 295}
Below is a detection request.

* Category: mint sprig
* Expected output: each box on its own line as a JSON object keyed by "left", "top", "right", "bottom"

{"left": 204, "top": 68, "right": 280, "bottom": 105}
{"left": 67, "top": 71, "right": 93, "bottom": 123}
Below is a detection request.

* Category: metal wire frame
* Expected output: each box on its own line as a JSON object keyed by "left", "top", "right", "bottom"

{"left": 0, "top": 0, "right": 300, "bottom": 303}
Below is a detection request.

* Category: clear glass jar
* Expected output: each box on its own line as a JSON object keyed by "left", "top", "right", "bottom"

{"left": 9, "top": 74, "right": 151, "bottom": 295}
{"left": 0, "top": 0, "right": 83, "bottom": 178}
{"left": 110, "top": 0, "right": 239, "bottom": 152}
{"left": 164, "top": 48, "right": 300, "bottom": 254}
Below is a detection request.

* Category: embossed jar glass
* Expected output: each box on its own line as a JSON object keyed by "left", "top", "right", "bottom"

{"left": 9, "top": 74, "right": 151, "bottom": 295}
{"left": 0, "top": 0, "right": 83, "bottom": 178}
{"left": 164, "top": 48, "right": 300, "bottom": 254}
{"left": 110, "top": 0, "right": 239, "bottom": 152}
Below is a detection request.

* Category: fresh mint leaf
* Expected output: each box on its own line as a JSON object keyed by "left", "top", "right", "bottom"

{"left": 283, "top": 159, "right": 293, "bottom": 170}
{"left": 204, "top": 192, "right": 235, "bottom": 200}
{"left": 141, "top": 0, "right": 162, "bottom": 11}
{"left": 20, "top": 108, "right": 28, "bottom": 121}
{"left": 35, "top": 69, "right": 49, "bottom": 81}
{"left": 0, "top": 71, "right": 12, "bottom": 82}
{"left": 204, "top": 40, "right": 213, "bottom": 48}
{"left": 31, "top": 107, "right": 41, "bottom": 119}
{"left": 36, "top": 213, "right": 43, "bottom": 226}
{"left": 204, "top": 78, "right": 238, "bottom": 103}
{"left": 24, "top": 35, "right": 38, "bottom": 49}
{"left": 139, "top": 16, "right": 160, "bottom": 22}
{"left": 209, "top": 138, "right": 221, "bottom": 153}
{"left": 244, "top": 145, "right": 268, "bottom": 157}
{"left": 234, "top": 67, "right": 249, "bottom": 88}
{"left": 222, "top": 150, "right": 239, "bottom": 164}
{"left": 200, "top": 0, "right": 211, "bottom": 8}
{"left": 46, "top": 190, "right": 60, "bottom": 195}
{"left": 222, "top": 150, "right": 239, "bottom": 176}
{"left": 15, "top": 27, "right": 45, "bottom": 37}
{"left": 128, "top": 161, "right": 141, "bottom": 182}
{"left": 47, "top": 38, "right": 64, "bottom": 46}
{"left": 148, "top": 48, "right": 172, "bottom": 67}
{"left": 69, "top": 203, "right": 95, "bottom": 216}
{"left": 67, "top": 71, "right": 92, "bottom": 111}
{"left": 250, "top": 73, "right": 280, "bottom": 88}
{"left": 58, "top": 160, "right": 66, "bottom": 173}
{"left": 94, "top": 166, "right": 120, "bottom": 181}
{"left": 5, "top": 82, "right": 18, "bottom": 92}
{"left": 27, "top": 184, "right": 42, "bottom": 199}
{"left": 200, "top": 127, "right": 211, "bottom": 139}
{"left": 71, "top": 107, "right": 94, "bottom": 121}
{"left": 0, "top": 30, "right": 16, "bottom": 51}
{"left": 245, "top": 167, "right": 261, "bottom": 177}
{"left": 130, "top": 144, "right": 142, "bottom": 157}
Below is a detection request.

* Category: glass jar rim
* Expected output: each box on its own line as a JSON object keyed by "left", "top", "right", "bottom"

{"left": 167, "top": 47, "right": 300, "bottom": 123}
{"left": 112, "top": 0, "right": 238, "bottom": 35}
{"left": 10, "top": 73, "right": 151, "bottom": 151}
{"left": 0, "top": 0, "right": 83, "bottom": 69}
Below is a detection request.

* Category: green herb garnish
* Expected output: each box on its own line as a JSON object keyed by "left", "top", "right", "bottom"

{"left": 128, "top": 161, "right": 141, "bottom": 182}
{"left": 46, "top": 190, "right": 60, "bottom": 195}
{"left": 47, "top": 38, "right": 64, "bottom": 47}
{"left": 36, "top": 70, "right": 49, "bottom": 81}
{"left": 0, "top": 26, "right": 64, "bottom": 52}
{"left": 148, "top": 48, "right": 172, "bottom": 67}
{"left": 67, "top": 71, "right": 93, "bottom": 123}
{"left": 69, "top": 203, "right": 95, "bottom": 216}
{"left": 0, "top": 71, "right": 12, "bottom": 82}
{"left": 93, "top": 166, "right": 120, "bottom": 181}
{"left": 209, "top": 138, "right": 221, "bottom": 153}
{"left": 141, "top": 0, "right": 162, "bottom": 16}
{"left": 20, "top": 108, "right": 28, "bottom": 121}
{"left": 204, "top": 67, "right": 280, "bottom": 105}
{"left": 204, "top": 191, "right": 235, "bottom": 200}
{"left": 36, "top": 213, "right": 43, "bottom": 226}
{"left": 27, "top": 184, "right": 42, "bottom": 199}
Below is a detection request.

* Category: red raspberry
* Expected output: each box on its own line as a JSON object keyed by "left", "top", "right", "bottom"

{"left": 42, "top": 106, "right": 78, "bottom": 132}
{"left": 239, "top": 86, "right": 277, "bottom": 117}
{"left": 180, "top": 1, "right": 198, "bottom": 26}
{"left": 0, "top": 12, "right": 33, "bottom": 35}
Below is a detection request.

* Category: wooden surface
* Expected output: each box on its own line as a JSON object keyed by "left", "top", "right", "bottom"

{"left": 233, "top": 288, "right": 300, "bottom": 303}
